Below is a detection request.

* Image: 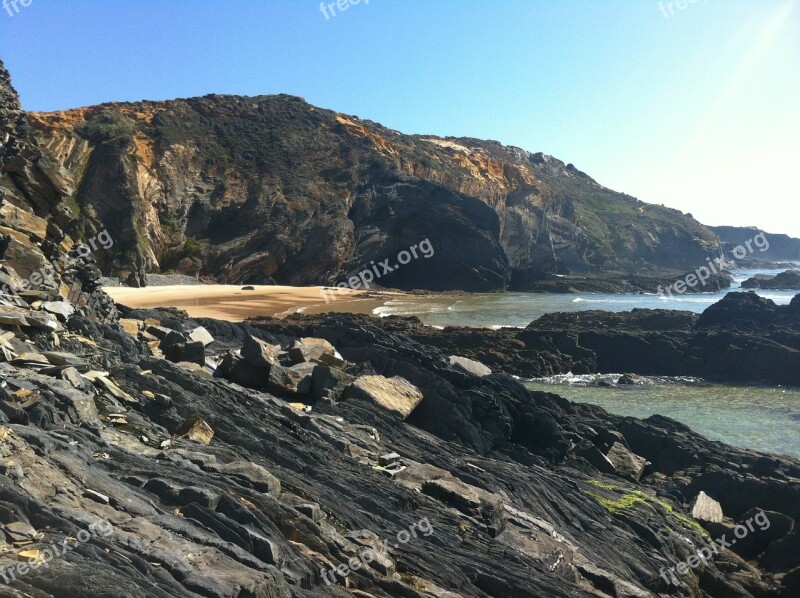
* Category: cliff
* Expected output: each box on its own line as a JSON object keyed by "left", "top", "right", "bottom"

{"left": 712, "top": 226, "right": 800, "bottom": 263}
{"left": 30, "top": 95, "right": 721, "bottom": 290}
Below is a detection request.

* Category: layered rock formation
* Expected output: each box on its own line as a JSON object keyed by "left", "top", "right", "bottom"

{"left": 0, "top": 59, "right": 116, "bottom": 325}
{"left": 30, "top": 95, "right": 722, "bottom": 291}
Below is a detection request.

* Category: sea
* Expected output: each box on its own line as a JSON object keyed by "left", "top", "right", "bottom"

{"left": 374, "top": 266, "right": 800, "bottom": 458}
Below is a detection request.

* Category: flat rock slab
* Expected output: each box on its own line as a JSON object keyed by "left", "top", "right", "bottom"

{"left": 343, "top": 375, "right": 424, "bottom": 419}
{"left": 692, "top": 491, "right": 724, "bottom": 523}
{"left": 188, "top": 326, "right": 215, "bottom": 346}
{"left": 449, "top": 355, "right": 492, "bottom": 377}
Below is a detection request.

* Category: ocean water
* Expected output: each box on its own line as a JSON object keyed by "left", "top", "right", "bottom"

{"left": 525, "top": 375, "right": 800, "bottom": 459}
{"left": 372, "top": 266, "right": 800, "bottom": 458}
{"left": 373, "top": 267, "right": 799, "bottom": 328}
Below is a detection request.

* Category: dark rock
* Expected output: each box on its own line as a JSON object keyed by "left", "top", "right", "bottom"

{"left": 741, "top": 270, "right": 800, "bottom": 290}
{"left": 163, "top": 341, "right": 205, "bottom": 366}
{"left": 310, "top": 364, "right": 354, "bottom": 400}
{"left": 241, "top": 334, "right": 281, "bottom": 369}
{"left": 159, "top": 329, "right": 188, "bottom": 349}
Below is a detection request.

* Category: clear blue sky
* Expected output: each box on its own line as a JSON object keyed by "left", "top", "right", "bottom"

{"left": 2, "top": 0, "right": 798, "bottom": 236}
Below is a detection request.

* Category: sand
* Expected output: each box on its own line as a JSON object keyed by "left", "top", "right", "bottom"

{"left": 104, "top": 284, "right": 395, "bottom": 321}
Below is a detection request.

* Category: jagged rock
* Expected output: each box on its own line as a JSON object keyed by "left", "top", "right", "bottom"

{"left": 207, "top": 461, "right": 281, "bottom": 495}
{"left": 41, "top": 300, "right": 75, "bottom": 321}
{"left": 216, "top": 351, "right": 266, "bottom": 388}
{"left": 310, "top": 364, "right": 353, "bottom": 400}
{"left": 343, "top": 375, "right": 424, "bottom": 419}
{"left": 159, "top": 329, "right": 188, "bottom": 349}
{"left": 421, "top": 477, "right": 506, "bottom": 538}
{"left": 288, "top": 337, "right": 337, "bottom": 364}
{"left": 241, "top": 334, "right": 281, "bottom": 369}
{"left": 574, "top": 440, "right": 617, "bottom": 475}
{"left": 692, "top": 491, "right": 724, "bottom": 523}
{"left": 267, "top": 363, "right": 312, "bottom": 395}
{"left": 175, "top": 415, "right": 214, "bottom": 445}
{"left": 448, "top": 355, "right": 492, "bottom": 377}
{"left": 0, "top": 310, "right": 29, "bottom": 327}
{"left": 618, "top": 374, "right": 637, "bottom": 385}
{"left": 605, "top": 442, "right": 648, "bottom": 482}
{"left": 316, "top": 351, "right": 348, "bottom": 369}
{"left": 378, "top": 452, "right": 401, "bottom": 466}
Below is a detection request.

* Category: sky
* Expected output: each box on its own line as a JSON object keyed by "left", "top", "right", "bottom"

{"left": 2, "top": 0, "right": 798, "bottom": 236}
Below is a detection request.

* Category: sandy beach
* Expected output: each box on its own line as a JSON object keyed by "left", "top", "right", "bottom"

{"left": 104, "top": 284, "right": 395, "bottom": 321}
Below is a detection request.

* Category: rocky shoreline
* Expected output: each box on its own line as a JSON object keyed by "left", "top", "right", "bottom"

{"left": 3, "top": 57, "right": 800, "bottom": 597}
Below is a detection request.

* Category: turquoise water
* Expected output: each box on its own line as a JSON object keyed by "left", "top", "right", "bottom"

{"left": 374, "top": 267, "right": 798, "bottom": 328}
{"left": 373, "top": 266, "right": 800, "bottom": 458}
{"left": 525, "top": 375, "right": 800, "bottom": 459}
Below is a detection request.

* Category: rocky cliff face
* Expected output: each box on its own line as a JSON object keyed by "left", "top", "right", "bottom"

{"left": 712, "top": 226, "right": 800, "bottom": 262}
{"left": 30, "top": 95, "right": 721, "bottom": 290}
{"left": 0, "top": 60, "right": 115, "bottom": 321}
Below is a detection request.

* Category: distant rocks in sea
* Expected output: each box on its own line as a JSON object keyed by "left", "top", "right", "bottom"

{"left": 741, "top": 269, "right": 800, "bottom": 290}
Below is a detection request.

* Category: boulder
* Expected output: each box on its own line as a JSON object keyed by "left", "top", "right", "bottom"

{"left": 216, "top": 352, "right": 267, "bottom": 388}
{"left": 159, "top": 330, "right": 188, "bottom": 350}
{"left": 145, "top": 325, "right": 172, "bottom": 340}
{"left": 164, "top": 341, "right": 205, "bottom": 366}
{"left": 574, "top": 440, "right": 617, "bottom": 475}
{"left": 311, "top": 365, "right": 354, "bottom": 400}
{"left": 605, "top": 442, "right": 648, "bottom": 481}
{"left": 119, "top": 318, "right": 142, "bottom": 336}
{"left": 267, "top": 364, "right": 313, "bottom": 395}
{"left": 342, "top": 375, "right": 424, "bottom": 419}
{"left": 288, "top": 337, "right": 337, "bottom": 364}
{"left": 241, "top": 335, "right": 281, "bottom": 369}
